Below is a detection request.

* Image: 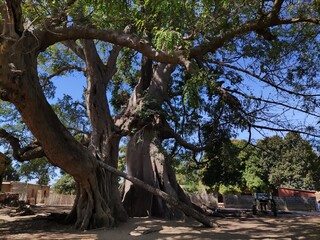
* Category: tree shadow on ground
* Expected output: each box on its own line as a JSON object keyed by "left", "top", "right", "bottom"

{"left": 93, "top": 215, "right": 320, "bottom": 240}
{"left": 0, "top": 206, "right": 96, "bottom": 240}
{"left": 1, "top": 206, "right": 320, "bottom": 240}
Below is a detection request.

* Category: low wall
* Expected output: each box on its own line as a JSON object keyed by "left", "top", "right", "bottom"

{"left": 223, "top": 195, "right": 253, "bottom": 209}
{"left": 188, "top": 193, "right": 218, "bottom": 207}
{"left": 275, "top": 196, "right": 317, "bottom": 211}
{"left": 223, "top": 194, "right": 318, "bottom": 211}
{"left": 44, "top": 192, "right": 76, "bottom": 206}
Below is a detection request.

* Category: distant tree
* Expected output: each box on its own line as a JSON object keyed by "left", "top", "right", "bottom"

{"left": 3, "top": 162, "right": 20, "bottom": 181}
{"left": 53, "top": 173, "right": 76, "bottom": 195}
{"left": 202, "top": 139, "right": 247, "bottom": 191}
{"left": 270, "top": 132, "right": 320, "bottom": 190}
{"left": 244, "top": 133, "right": 320, "bottom": 191}
{"left": 18, "top": 158, "right": 57, "bottom": 185}
{"left": 173, "top": 154, "right": 205, "bottom": 193}
{"left": 202, "top": 134, "right": 320, "bottom": 193}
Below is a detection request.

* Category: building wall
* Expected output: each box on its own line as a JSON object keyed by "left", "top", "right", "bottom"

{"left": 10, "top": 181, "right": 29, "bottom": 201}
{"left": 1, "top": 181, "right": 50, "bottom": 204}
{"left": 223, "top": 195, "right": 254, "bottom": 209}
{"left": 275, "top": 196, "right": 317, "bottom": 211}
{"left": 36, "top": 185, "right": 50, "bottom": 204}
{"left": 1, "top": 182, "right": 11, "bottom": 192}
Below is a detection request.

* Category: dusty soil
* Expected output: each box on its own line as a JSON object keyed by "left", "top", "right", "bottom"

{"left": 1, "top": 205, "right": 320, "bottom": 240}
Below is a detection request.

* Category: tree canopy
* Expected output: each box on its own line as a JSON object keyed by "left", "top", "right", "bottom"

{"left": 244, "top": 132, "right": 320, "bottom": 191}
{"left": 17, "top": 157, "right": 57, "bottom": 185}
{"left": 196, "top": 133, "right": 320, "bottom": 193}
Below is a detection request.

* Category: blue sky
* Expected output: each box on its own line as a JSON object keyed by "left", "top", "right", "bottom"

{"left": 50, "top": 75, "right": 86, "bottom": 102}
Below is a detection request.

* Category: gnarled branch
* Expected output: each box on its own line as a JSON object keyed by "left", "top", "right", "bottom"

{"left": 0, "top": 128, "right": 45, "bottom": 161}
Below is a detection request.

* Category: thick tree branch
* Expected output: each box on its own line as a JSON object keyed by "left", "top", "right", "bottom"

{"left": 0, "top": 128, "right": 21, "bottom": 159}
{"left": 62, "top": 40, "right": 85, "bottom": 60}
{"left": 1, "top": 0, "right": 23, "bottom": 38}
{"left": 38, "top": 27, "right": 183, "bottom": 64}
{"left": 105, "top": 45, "right": 122, "bottom": 82}
{"left": 35, "top": 10, "right": 319, "bottom": 74}
{"left": 0, "top": 128, "right": 45, "bottom": 161}
{"left": 278, "top": 18, "right": 320, "bottom": 25}
{"left": 0, "top": 152, "right": 10, "bottom": 175}
{"left": 271, "top": 0, "right": 284, "bottom": 19}
{"left": 19, "top": 144, "right": 45, "bottom": 160}
{"left": 97, "top": 160, "right": 215, "bottom": 228}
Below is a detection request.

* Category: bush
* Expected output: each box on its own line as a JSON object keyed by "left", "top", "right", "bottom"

{"left": 53, "top": 174, "right": 76, "bottom": 194}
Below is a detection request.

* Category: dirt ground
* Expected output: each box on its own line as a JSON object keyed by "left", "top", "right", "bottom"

{"left": 1, "top": 205, "right": 320, "bottom": 240}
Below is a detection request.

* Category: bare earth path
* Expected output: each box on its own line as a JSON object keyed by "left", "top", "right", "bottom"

{"left": 1, "top": 206, "right": 320, "bottom": 239}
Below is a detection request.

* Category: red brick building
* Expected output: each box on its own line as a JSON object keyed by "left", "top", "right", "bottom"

{"left": 278, "top": 187, "right": 316, "bottom": 198}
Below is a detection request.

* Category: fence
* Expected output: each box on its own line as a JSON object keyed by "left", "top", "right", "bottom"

{"left": 44, "top": 192, "right": 76, "bottom": 206}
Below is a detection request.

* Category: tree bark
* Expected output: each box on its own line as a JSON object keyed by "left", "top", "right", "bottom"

{"left": 0, "top": 175, "right": 2, "bottom": 192}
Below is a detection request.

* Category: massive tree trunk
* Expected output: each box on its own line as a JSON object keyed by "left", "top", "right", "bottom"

{"left": 76, "top": 40, "right": 127, "bottom": 227}
{"left": 61, "top": 40, "right": 128, "bottom": 228}
{"left": 123, "top": 127, "right": 191, "bottom": 219}
{"left": 120, "top": 62, "right": 192, "bottom": 219}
